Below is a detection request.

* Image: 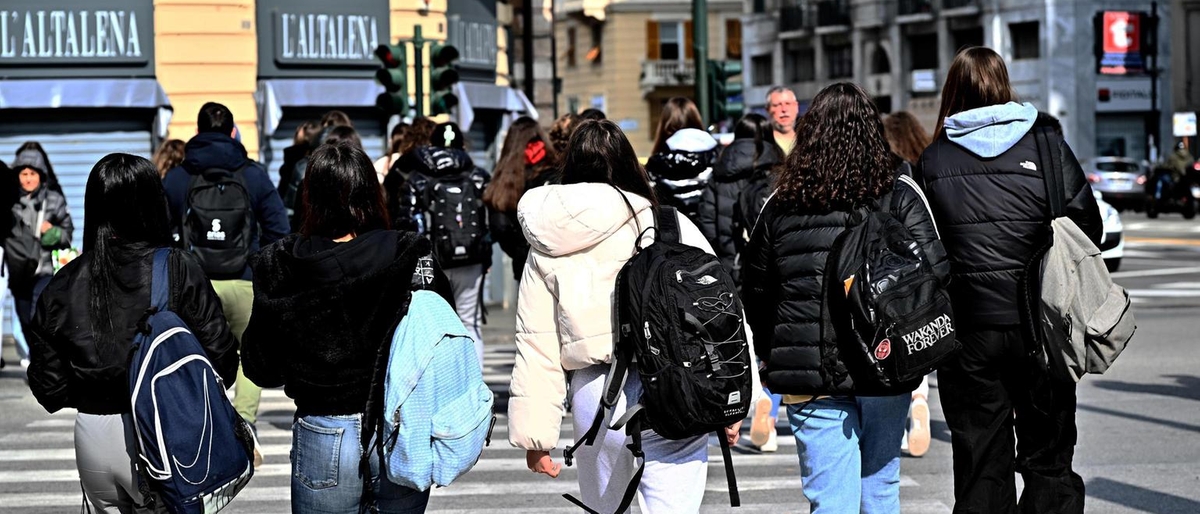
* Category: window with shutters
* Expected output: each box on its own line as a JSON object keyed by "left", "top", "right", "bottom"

{"left": 647, "top": 21, "right": 687, "bottom": 61}
{"left": 726, "top": 19, "right": 742, "bottom": 60}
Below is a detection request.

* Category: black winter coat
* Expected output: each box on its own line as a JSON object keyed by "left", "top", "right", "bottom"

{"left": 646, "top": 148, "right": 717, "bottom": 222}
{"left": 242, "top": 230, "right": 453, "bottom": 417}
{"left": 697, "top": 139, "right": 781, "bottom": 279}
{"left": 28, "top": 246, "right": 238, "bottom": 414}
{"left": 488, "top": 166, "right": 553, "bottom": 280}
{"left": 915, "top": 116, "right": 1102, "bottom": 326}
{"left": 742, "top": 177, "right": 949, "bottom": 395}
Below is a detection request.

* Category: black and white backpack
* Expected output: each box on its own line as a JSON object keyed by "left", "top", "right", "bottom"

{"left": 563, "top": 204, "right": 751, "bottom": 513}
{"left": 425, "top": 172, "right": 489, "bottom": 268}
{"left": 183, "top": 166, "right": 254, "bottom": 279}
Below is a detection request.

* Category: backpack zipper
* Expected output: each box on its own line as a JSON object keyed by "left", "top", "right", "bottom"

{"left": 676, "top": 261, "right": 719, "bottom": 283}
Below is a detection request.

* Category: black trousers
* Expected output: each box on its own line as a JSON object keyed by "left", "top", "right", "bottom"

{"left": 938, "top": 326, "right": 1085, "bottom": 514}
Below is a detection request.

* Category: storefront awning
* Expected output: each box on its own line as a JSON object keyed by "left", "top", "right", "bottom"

{"left": 257, "top": 78, "right": 384, "bottom": 137}
{"left": 0, "top": 78, "right": 173, "bottom": 138}
{"left": 456, "top": 82, "right": 538, "bottom": 133}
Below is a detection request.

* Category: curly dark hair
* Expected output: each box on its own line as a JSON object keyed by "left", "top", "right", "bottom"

{"left": 883, "top": 111, "right": 931, "bottom": 165}
{"left": 549, "top": 112, "right": 579, "bottom": 155}
{"left": 774, "top": 82, "right": 898, "bottom": 212}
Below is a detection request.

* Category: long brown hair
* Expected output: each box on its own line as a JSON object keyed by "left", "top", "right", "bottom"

{"left": 883, "top": 111, "right": 931, "bottom": 164}
{"left": 152, "top": 139, "right": 186, "bottom": 178}
{"left": 559, "top": 120, "right": 658, "bottom": 205}
{"left": 483, "top": 117, "right": 557, "bottom": 213}
{"left": 398, "top": 117, "right": 437, "bottom": 155}
{"left": 935, "top": 47, "right": 1017, "bottom": 138}
{"left": 651, "top": 97, "right": 703, "bottom": 155}
{"left": 775, "top": 82, "right": 899, "bottom": 212}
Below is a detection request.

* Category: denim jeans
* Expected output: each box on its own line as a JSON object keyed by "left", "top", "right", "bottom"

{"left": 291, "top": 414, "right": 430, "bottom": 513}
{"left": 787, "top": 394, "right": 910, "bottom": 514}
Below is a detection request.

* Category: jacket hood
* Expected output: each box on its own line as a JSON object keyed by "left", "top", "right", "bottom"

{"left": 182, "top": 132, "right": 251, "bottom": 173}
{"left": 517, "top": 183, "right": 652, "bottom": 257}
{"left": 714, "top": 139, "right": 781, "bottom": 181}
{"left": 11, "top": 149, "right": 48, "bottom": 178}
{"left": 944, "top": 102, "right": 1038, "bottom": 159}
{"left": 407, "top": 146, "right": 475, "bottom": 177}
{"left": 647, "top": 147, "right": 717, "bottom": 181}
{"left": 666, "top": 128, "right": 718, "bottom": 153}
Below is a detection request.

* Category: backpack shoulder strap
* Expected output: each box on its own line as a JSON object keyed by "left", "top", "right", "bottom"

{"left": 151, "top": 248, "right": 170, "bottom": 312}
{"left": 1033, "top": 126, "right": 1066, "bottom": 218}
{"left": 656, "top": 206, "right": 681, "bottom": 244}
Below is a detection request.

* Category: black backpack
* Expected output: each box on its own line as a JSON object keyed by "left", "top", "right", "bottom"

{"left": 425, "top": 172, "right": 488, "bottom": 268}
{"left": 183, "top": 166, "right": 255, "bottom": 279}
{"left": 563, "top": 204, "right": 751, "bottom": 513}
{"left": 822, "top": 175, "right": 958, "bottom": 394}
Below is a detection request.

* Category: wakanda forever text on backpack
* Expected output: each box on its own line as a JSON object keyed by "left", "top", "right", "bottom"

{"left": 129, "top": 249, "right": 255, "bottom": 514}
{"left": 563, "top": 204, "right": 752, "bottom": 514}
{"left": 823, "top": 174, "right": 959, "bottom": 394}
{"left": 183, "top": 166, "right": 254, "bottom": 278}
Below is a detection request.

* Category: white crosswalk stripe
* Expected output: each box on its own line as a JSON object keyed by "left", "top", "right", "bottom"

{"left": 0, "top": 345, "right": 949, "bottom": 513}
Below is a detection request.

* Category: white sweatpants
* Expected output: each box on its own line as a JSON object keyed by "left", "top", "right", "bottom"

{"left": 569, "top": 364, "right": 709, "bottom": 514}
{"left": 75, "top": 413, "right": 162, "bottom": 513}
{"left": 443, "top": 265, "right": 485, "bottom": 365}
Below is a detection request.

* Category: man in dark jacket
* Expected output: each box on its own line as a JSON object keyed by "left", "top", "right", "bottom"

{"left": 163, "top": 102, "right": 290, "bottom": 444}
{"left": 916, "top": 106, "right": 1101, "bottom": 514}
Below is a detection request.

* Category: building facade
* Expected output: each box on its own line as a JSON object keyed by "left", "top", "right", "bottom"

{"left": 555, "top": 0, "right": 743, "bottom": 157}
{"left": 1171, "top": 0, "right": 1200, "bottom": 152}
{"left": 741, "top": 0, "right": 1173, "bottom": 163}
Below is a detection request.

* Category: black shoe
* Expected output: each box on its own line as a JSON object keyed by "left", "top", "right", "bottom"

{"left": 1, "top": 357, "right": 5, "bottom": 369}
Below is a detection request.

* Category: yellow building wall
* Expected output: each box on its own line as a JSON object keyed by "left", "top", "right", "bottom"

{"left": 155, "top": 0, "right": 259, "bottom": 157}
{"left": 392, "top": 0, "right": 449, "bottom": 117}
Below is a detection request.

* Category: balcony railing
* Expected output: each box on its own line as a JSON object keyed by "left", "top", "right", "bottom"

{"left": 641, "top": 60, "right": 695, "bottom": 92}
{"left": 816, "top": 0, "right": 850, "bottom": 27}
{"left": 943, "top": 0, "right": 976, "bottom": 9}
{"left": 899, "top": 0, "right": 934, "bottom": 16}
{"left": 780, "top": 2, "right": 814, "bottom": 33}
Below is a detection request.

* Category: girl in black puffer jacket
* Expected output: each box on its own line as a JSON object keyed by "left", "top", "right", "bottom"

{"left": 741, "top": 83, "right": 947, "bottom": 511}
{"left": 645, "top": 97, "right": 718, "bottom": 221}
{"left": 697, "top": 113, "right": 781, "bottom": 282}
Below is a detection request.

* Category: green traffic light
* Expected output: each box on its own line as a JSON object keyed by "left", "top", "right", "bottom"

{"left": 431, "top": 67, "right": 460, "bottom": 90}
{"left": 430, "top": 43, "right": 460, "bottom": 67}
{"left": 430, "top": 90, "right": 459, "bottom": 116}
{"left": 708, "top": 59, "right": 744, "bottom": 120}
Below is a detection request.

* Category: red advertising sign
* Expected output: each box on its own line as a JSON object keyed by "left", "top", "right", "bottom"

{"left": 1103, "top": 11, "right": 1140, "bottom": 54}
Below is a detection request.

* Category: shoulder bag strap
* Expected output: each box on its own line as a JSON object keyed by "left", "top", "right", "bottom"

{"left": 656, "top": 206, "right": 682, "bottom": 244}
{"left": 1033, "top": 127, "right": 1066, "bottom": 218}
{"left": 150, "top": 248, "right": 170, "bottom": 312}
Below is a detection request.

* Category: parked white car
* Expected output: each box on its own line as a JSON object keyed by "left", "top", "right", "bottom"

{"left": 1096, "top": 192, "right": 1124, "bottom": 272}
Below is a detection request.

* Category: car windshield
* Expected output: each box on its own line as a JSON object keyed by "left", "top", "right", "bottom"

{"left": 1096, "top": 162, "right": 1140, "bottom": 172}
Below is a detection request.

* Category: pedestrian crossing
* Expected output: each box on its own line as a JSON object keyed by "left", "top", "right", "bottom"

{"left": 0, "top": 345, "right": 951, "bottom": 513}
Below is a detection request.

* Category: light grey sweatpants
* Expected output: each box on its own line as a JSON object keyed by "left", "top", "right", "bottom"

{"left": 75, "top": 413, "right": 162, "bottom": 513}
{"left": 569, "top": 364, "right": 709, "bottom": 514}
{"left": 443, "top": 264, "right": 485, "bottom": 365}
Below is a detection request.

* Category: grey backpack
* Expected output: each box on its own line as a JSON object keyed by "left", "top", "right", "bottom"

{"left": 1020, "top": 127, "right": 1136, "bottom": 382}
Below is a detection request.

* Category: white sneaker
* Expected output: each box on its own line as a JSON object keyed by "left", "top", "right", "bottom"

{"left": 19, "top": 359, "right": 30, "bottom": 370}
{"left": 759, "top": 428, "right": 778, "bottom": 453}
{"left": 749, "top": 397, "right": 775, "bottom": 447}
{"left": 908, "top": 396, "right": 931, "bottom": 458}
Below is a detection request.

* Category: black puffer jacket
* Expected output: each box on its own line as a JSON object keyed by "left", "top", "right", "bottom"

{"left": 243, "top": 230, "right": 453, "bottom": 417}
{"left": 697, "top": 139, "right": 781, "bottom": 279}
{"left": 742, "top": 176, "right": 949, "bottom": 395}
{"left": 28, "top": 246, "right": 237, "bottom": 414}
{"left": 916, "top": 112, "right": 1102, "bottom": 326}
{"left": 488, "top": 166, "right": 554, "bottom": 280}
{"left": 645, "top": 129, "right": 718, "bottom": 222}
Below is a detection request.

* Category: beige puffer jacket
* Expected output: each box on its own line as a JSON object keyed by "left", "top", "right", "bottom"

{"left": 507, "top": 183, "right": 759, "bottom": 451}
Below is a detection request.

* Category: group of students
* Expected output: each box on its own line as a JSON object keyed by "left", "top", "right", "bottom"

{"left": 14, "top": 45, "right": 1101, "bottom": 514}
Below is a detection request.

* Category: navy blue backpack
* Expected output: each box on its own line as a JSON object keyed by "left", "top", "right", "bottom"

{"left": 128, "top": 249, "right": 255, "bottom": 513}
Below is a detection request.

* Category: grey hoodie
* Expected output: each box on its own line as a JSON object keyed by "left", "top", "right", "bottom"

{"left": 944, "top": 102, "right": 1039, "bottom": 159}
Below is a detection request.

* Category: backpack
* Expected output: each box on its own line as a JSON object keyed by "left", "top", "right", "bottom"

{"left": 563, "top": 204, "right": 751, "bottom": 514}
{"left": 823, "top": 175, "right": 958, "bottom": 394}
{"left": 1019, "top": 127, "right": 1136, "bottom": 382}
{"left": 424, "top": 172, "right": 489, "bottom": 268}
{"left": 381, "top": 289, "right": 494, "bottom": 491}
{"left": 183, "top": 167, "right": 255, "bottom": 279}
{"left": 129, "top": 249, "right": 255, "bottom": 514}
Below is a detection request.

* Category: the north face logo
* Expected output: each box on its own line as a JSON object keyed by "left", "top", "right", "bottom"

{"left": 206, "top": 219, "right": 226, "bottom": 241}
{"left": 902, "top": 314, "right": 954, "bottom": 355}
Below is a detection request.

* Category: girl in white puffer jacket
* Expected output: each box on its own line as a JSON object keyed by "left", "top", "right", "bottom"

{"left": 507, "top": 120, "right": 760, "bottom": 513}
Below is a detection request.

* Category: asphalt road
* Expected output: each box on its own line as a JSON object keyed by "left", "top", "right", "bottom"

{"left": 1, "top": 212, "right": 1198, "bottom": 513}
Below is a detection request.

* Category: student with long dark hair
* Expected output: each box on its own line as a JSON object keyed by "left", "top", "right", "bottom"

{"left": 742, "top": 83, "right": 947, "bottom": 512}
{"left": 645, "top": 97, "right": 718, "bottom": 221}
{"left": 243, "top": 143, "right": 451, "bottom": 513}
{"left": 28, "top": 153, "right": 237, "bottom": 512}
{"left": 375, "top": 122, "right": 410, "bottom": 183}
{"left": 483, "top": 116, "right": 557, "bottom": 280}
{"left": 917, "top": 46, "right": 1100, "bottom": 514}
{"left": 510, "top": 120, "right": 749, "bottom": 512}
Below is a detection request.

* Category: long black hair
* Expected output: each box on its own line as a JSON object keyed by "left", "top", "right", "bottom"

{"left": 559, "top": 120, "right": 658, "bottom": 205}
{"left": 301, "top": 143, "right": 390, "bottom": 239}
{"left": 733, "top": 113, "right": 779, "bottom": 166}
{"left": 83, "top": 153, "right": 174, "bottom": 348}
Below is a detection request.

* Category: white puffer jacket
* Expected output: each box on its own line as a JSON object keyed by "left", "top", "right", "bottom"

{"left": 507, "top": 183, "right": 760, "bottom": 451}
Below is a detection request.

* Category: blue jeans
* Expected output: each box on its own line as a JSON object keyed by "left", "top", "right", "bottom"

{"left": 291, "top": 414, "right": 430, "bottom": 514}
{"left": 787, "top": 394, "right": 910, "bottom": 514}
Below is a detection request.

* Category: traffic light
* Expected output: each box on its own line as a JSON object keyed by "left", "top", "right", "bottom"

{"left": 429, "top": 43, "right": 461, "bottom": 116}
{"left": 709, "top": 59, "right": 745, "bottom": 122}
{"left": 375, "top": 44, "right": 409, "bottom": 115}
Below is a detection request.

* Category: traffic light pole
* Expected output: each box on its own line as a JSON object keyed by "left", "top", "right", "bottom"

{"left": 693, "top": 0, "right": 709, "bottom": 126}
{"left": 413, "top": 25, "right": 426, "bottom": 118}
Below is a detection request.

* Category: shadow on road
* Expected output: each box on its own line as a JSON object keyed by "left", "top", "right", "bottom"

{"left": 1087, "top": 477, "right": 1200, "bottom": 513}
{"left": 1092, "top": 375, "right": 1200, "bottom": 402}
{"left": 1077, "top": 403, "right": 1200, "bottom": 433}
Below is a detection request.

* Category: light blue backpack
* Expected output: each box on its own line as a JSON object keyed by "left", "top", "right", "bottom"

{"left": 383, "top": 289, "right": 495, "bottom": 491}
